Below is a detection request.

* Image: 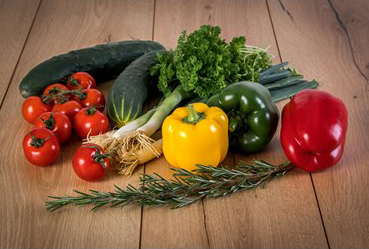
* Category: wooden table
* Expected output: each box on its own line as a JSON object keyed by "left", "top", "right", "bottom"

{"left": 1, "top": 0, "right": 368, "bottom": 248}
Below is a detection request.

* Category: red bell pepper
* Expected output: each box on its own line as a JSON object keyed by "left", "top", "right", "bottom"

{"left": 280, "top": 89, "right": 348, "bottom": 172}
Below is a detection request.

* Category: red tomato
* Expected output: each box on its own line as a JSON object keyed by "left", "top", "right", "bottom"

{"left": 52, "top": 100, "right": 82, "bottom": 121}
{"left": 22, "top": 96, "right": 52, "bottom": 124}
{"left": 42, "top": 83, "right": 72, "bottom": 105}
{"left": 23, "top": 128, "right": 60, "bottom": 166}
{"left": 67, "top": 72, "right": 96, "bottom": 90}
{"left": 74, "top": 107, "right": 109, "bottom": 138}
{"left": 34, "top": 112, "right": 72, "bottom": 144}
{"left": 72, "top": 144, "right": 110, "bottom": 181}
{"left": 74, "top": 89, "right": 106, "bottom": 112}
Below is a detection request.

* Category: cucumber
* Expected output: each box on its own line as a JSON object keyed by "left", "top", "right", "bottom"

{"left": 19, "top": 40, "right": 165, "bottom": 98}
{"left": 107, "top": 50, "right": 171, "bottom": 127}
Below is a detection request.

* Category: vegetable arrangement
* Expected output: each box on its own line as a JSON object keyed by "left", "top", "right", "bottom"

{"left": 88, "top": 25, "right": 317, "bottom": 175}
{"left": 18, "top": 25, "right": 347, "bottom": 212}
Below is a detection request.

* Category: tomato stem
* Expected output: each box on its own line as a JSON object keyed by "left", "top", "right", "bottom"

{"left": 41, "top": 86, "right": 72, "bottom": 105}
{"left": 30, "top": 132, "right": 53, "bottom": 148}
{"left": 92, "top": 148, "right": 110, "bottom": 175}
{"left": 40, "top": 112, "right": 55, "bottom": 130}
{"left": 74, "top": 91, "right": 87, "bottom": 100}
{"left": 85, "top": 106, "right": 97, "bottom": 116}
{"left": 69, "top": 77, "right": 80, "bottom": 87}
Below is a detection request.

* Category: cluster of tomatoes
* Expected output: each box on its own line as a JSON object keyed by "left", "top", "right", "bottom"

{"left": 21, "top": 72, "right": 110, "bottom": 181}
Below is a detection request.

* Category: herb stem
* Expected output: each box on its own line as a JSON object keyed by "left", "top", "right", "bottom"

{"left": 46, "top": 160, "right": 295, "bottom": 212}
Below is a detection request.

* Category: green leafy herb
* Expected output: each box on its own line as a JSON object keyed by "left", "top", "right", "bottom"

{"left": 151, "top": 25, "right": 273, "bottom": 99}
{"left": 45, "top": 160, "right": 294, "bottom": 212}
{"left": 150, "top": 52, "right": 176, "bottom": 97}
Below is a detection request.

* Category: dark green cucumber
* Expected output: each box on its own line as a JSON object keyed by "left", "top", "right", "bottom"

{"left": 107, "top": 50, "right": 171, "bottom": 127}
{"left": 19, "top": 40, "right": 165, "bottom": 98}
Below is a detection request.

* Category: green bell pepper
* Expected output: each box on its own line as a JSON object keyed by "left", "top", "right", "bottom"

{"left": 206, "top": 81, "right": 279, "bottom": 153}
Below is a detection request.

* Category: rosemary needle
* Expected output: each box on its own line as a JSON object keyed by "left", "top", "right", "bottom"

{"left": 45, "top": 160, "right": 295, "bottom": 212}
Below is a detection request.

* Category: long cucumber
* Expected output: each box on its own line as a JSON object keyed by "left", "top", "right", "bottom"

{"left": 19, "top": 40, "right": 165, "bottom": 98}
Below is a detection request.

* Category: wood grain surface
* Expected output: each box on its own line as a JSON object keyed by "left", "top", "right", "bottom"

{"left": 0, "top": 0, "right": 154, "bottom": 248}
{"left": 0, "top": 0, "right": 40, "bottom": 103}
{"left": 268, "top": 0, "right": 369, "bottom": 248}
{"left": 0, "top": 0, "right": 368, "bottom": 248}
{"left": 149, "top": 1, "right": 327, "bottom": 248}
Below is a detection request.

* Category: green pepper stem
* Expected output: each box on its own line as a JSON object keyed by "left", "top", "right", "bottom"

{"left": 187, "top": 104, "right": 200, "bottom": 123}
{"left": 228, "top": 115, "right": 244, "bottom": 133}
{"left": 228, "top": 118, "right": 238, "bottom": 132}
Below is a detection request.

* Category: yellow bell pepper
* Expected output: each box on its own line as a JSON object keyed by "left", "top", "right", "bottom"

{"left": 162, "top": 102, "right": 228, "bottom": 171}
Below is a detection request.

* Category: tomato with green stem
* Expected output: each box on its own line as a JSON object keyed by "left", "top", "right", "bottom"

{"left": 74, "top": 106, "right": 109, "bottom": 138}
{"left": 34, "top": 112, "right": 72, "bottom": 144}
{"left": 72, "top": 144, "right": 110, "bottom": 181}
{"left": 23, "top": 128, "right": 60, "bottom": 166}
{"left": 67, "top": 72, "right": 96, "bottom": 90}
{"left": 52, "top": 100, "right": 82, "bottom": 122}
{"left": 22, "top": 96, "right": 52, "bottom": 124}
{"left": 74, "top": 89, "right": 105, "bottom": 112}
{"left": 42, "top": 83, "right": 72, "bottom": 105}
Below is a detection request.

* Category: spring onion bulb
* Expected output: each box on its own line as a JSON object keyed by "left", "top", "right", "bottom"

{"left": 85, "top": 85, "right": 192, "bottom": 175}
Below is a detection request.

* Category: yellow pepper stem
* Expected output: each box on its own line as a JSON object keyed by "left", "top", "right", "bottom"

{"left": 187, "top": 104, "right": 200, "bottom": 123}
{"left": 183, "top": 104, "right": 205, "bottom": 124}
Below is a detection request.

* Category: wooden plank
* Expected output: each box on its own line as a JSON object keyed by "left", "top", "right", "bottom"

{"left": 330, "top": 0, "right": 369, "bottom": 85}
{"left": 141, "top": 158, "right": 210, "bottom": 249}
{"left": 268, "top": 0, "right": 369, "bottom": 248}
{"left": 0, "top": 0, "right": 154, "bottom": 248}
{"left": 0, "top": 0, "right": 40, "bottom": 103}
{"left": 200, "top": 1, "right": 327, "bottom": 248}
{"left": 141, "top": 0, "right": 327, "bottom": 248}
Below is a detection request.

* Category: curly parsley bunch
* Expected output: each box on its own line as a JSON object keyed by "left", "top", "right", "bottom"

{"left": 151, "top": 25, "right": 273, "bottom": 99}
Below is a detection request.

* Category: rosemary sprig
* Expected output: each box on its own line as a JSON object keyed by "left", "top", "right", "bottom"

{"left": 45, "top": 160, "right": 295, "bottom": 212}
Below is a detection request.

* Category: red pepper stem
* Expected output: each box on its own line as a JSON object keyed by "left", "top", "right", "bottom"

{"left": 187, "top": 104, "right": 200, "bottom": 123}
